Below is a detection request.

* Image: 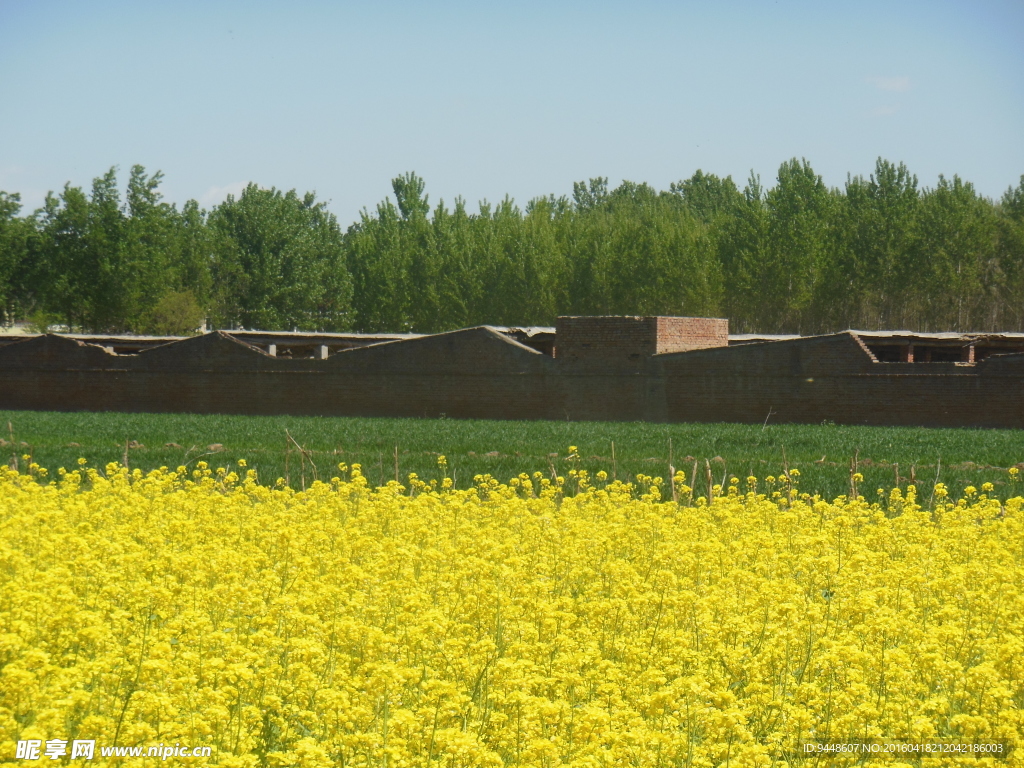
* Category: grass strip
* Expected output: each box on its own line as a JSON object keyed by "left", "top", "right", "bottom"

{"left": 2, "top": 409, "right": 1022, "bottom": 501}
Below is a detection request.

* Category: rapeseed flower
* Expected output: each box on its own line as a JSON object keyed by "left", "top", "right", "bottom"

{"left": 0, "top": 462, "right": 1021, "bottom": 766}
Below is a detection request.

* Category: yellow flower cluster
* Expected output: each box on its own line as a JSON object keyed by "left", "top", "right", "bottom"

{"left": 1, "top": 461, "right": 1023, "bottom": 766}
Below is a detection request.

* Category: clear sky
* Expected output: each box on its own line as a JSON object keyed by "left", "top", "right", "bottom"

{"left": 2, "top": 0, "right": 1022, "bottom": 224}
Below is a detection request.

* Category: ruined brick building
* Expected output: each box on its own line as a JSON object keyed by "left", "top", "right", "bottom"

{"left": 1, "top": 316, "right": 1022, "bottom": 428}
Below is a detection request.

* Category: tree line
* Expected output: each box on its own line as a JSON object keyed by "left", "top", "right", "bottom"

{"left": 1, "top": 159, "right": 1022, "bottom": 336}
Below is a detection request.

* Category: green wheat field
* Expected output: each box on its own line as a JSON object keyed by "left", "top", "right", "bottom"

{"left": 2, "top": 410, "right": 1022, "bottom": 501}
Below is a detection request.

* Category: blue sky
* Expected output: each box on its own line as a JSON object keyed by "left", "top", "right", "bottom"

{"left": 2, "top": 0, "right": 1022, "bottom": 223}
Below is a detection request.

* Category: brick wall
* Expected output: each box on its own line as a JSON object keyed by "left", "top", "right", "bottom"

{"left": 555, "top": 316, "right": 658, "bottom": 365}
{"left": 1, "top": 325, "right": 1023, "bottom": 428}
{"left": 555, "top": 316, "right": 729, "bottom": 366}
{"left": 654, "top": 317, "right": 729, "bottom": 353}
{"left": 653, "top": 334, "right": 1024, "bottom": 428}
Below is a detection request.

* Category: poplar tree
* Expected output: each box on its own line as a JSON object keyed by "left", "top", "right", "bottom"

{"left": 209, "top": 184, "right": 352, "bottom": 331}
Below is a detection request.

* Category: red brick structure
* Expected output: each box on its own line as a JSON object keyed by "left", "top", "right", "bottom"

{"left": 1, "top": 317, "right": 1022, "bottom": 428}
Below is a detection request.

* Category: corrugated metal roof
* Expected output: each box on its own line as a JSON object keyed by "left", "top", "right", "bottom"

{"left": 229, "top": 330, "right": 423, "bottom": 342}
{"left": 732, "top": 330, "right": 1024, "bottom": 342}
{"left": 489, "top": 326, "right": 556, "bottom": 337}
{"left": 852, "top": 330, "right": 1024, "bottom": 340}
{"left": 5, "top": 327, "right": 1024, "bottom": 346}
{"left": 728, "top": 333, "right": 802, "bottom": 342}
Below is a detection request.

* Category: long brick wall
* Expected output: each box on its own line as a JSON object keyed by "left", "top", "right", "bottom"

{"left": 1, "top": 318, "right": 1022, "bottom": 427}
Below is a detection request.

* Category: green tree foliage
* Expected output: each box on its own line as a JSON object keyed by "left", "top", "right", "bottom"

{"left": 839, "top": 159, "right": 922, "bottom": 329}
{"left": 717, "top": 172, "right": 771, "bottom": 331}
{"left": 150, "top": 290, "right": 206, "bottom": 336}
{"left": 346, "top": 173, "right": 722, "bottom": 332}
{"left": 346, "top": 176, "right": 570, "bottom": 332}
{"left": 34, "top": 180, "right": 99, "bottom": 330}
{"left": 764, "top": 159, "right": 837, "bottom": 333}
{"left": 3, "top": 161, "right": 1023, "bottom": 335}
{"left": 565, "top": 181, "right": 720, "bottom": 318}
{"left": 208, "top": 184, "right": 352, "bottom": 331}
{"left": 997, "top": 176, "right": 1024, "bottom": 330}
{"left": 27, "top": 166, "right": 214, "bottom": 333}
{"left": 916, "top": 175, "right": 999, "bottom": 330}
{"left": 714, "top": 160, "right": 838, "bottom": 333}
{"left": 121, "top": 166, "right": 206, "bottom": 333}
{"left": 668, "top": 170, "right": 743, "bottom": 225}
{"left": 0, "top": 192, "right": 32, "bottom": 324}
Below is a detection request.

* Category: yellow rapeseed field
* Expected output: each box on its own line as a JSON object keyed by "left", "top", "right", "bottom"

{"left": 0, "top": 455, "right": 1022, "bottom": 767}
